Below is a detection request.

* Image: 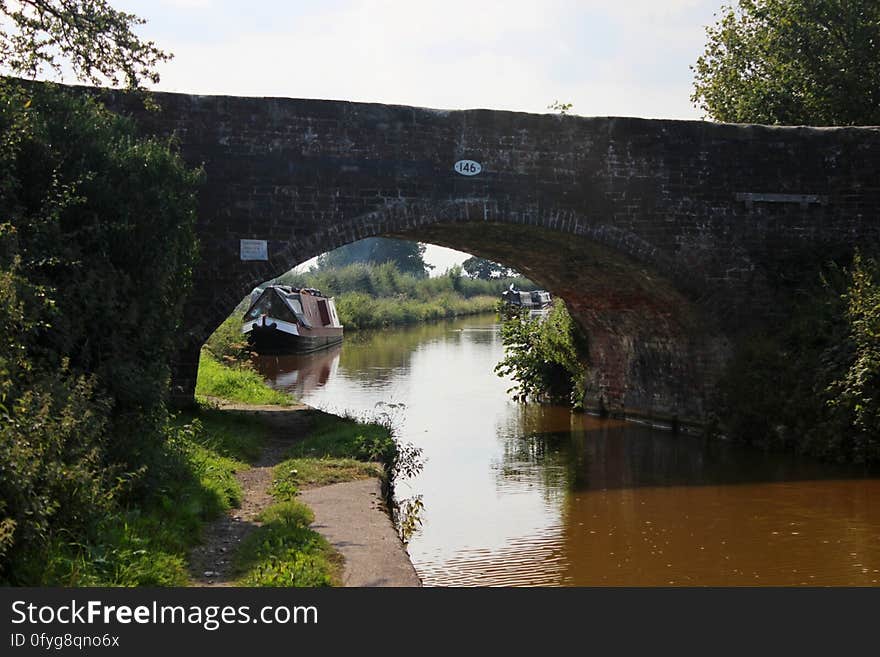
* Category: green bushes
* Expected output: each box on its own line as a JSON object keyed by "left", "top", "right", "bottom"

{"left": 0, "top": 365, "right": 113, "bottom": 579}
{"left": 495, "top": 300, "right": 588, "bottom": 407}
{"left": 2, "top": 410, "right": 262, "bottom": 585}
{"left": 716, "top": 252, "right": 880, "bottom": 464}
{"left": 280, "top": 261, "right": 531, "bottom": 301}
{"left": 0, "top": 81, "right": 201, "bottom": 583}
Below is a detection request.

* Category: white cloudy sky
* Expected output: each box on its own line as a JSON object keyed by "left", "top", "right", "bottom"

{"left": 115, "top": 0, "right": 723, "bottom": 272}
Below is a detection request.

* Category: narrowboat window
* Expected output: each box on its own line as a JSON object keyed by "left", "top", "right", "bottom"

{"left": 245, "top": 292, "right": 297, "bottom": 322}
{"left": 289, "top": 298, "right": 304, "bottom": 316}
{"left": 246, "top": 295, "right": 271, "bottom": 319}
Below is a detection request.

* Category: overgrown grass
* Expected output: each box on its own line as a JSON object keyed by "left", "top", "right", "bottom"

{"left": 195, "top": 352, "right": 294, "bottom": 406}
{"left": 23, "top": 406, "right": 266, "bottom": 586}
{"left": 283, "top": 411, "right": 395, "bottom": 461}
{"left": 233, "top": 501, "right": 342, "bottom": 587}
{"left": 202, "top": 310, "right": 252, "bottom": 364}
{"left": 271, "top": 458, "right": 382, "bottom": 500}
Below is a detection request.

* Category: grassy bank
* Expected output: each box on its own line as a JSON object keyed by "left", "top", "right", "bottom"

{"left": 10, "top": 407, "right": 266, "bottom": 586}
{"left": 232, "top": 411, "right": 400, "bottom": 587}
{"left": 195, "top": 352, "right": 294, "bottom": 406}
{"left": 16, "top": 401, "right": 398, "bottom": 586}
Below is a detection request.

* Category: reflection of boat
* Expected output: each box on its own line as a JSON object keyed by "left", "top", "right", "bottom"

{"left": 242, "top": 285, "right": 343, "bottom": 354}
{"left": 253, "top": 343, "right": 342, "bottom": 396}
{"left": 501, "top": 284, "right": 552, "bottom": 309}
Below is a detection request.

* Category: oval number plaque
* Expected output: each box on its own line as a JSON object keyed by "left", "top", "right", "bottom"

{"left": 454, "top": 160, "right": 482, "bottom": 176}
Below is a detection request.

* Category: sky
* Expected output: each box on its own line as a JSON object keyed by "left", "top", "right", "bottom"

{"left": 114, "top": 0, "right": 724, "bottom": 273}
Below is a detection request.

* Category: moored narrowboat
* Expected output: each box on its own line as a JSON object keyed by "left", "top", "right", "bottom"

{"left": 501, "top": 285, "right": 552, "bottom": 309}
{"left": 242, "top": 285, "right": 343, "bottom": 354}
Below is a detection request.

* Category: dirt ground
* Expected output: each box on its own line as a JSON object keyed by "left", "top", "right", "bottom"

{"left": 188, "top": 402, "right": 421, "bottom": 587}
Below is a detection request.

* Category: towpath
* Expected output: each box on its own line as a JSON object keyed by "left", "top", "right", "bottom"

{"left": 188, "top": 401, "right": 420, "bottom": 587}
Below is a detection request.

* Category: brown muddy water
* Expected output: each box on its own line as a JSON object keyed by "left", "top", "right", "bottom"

{"left": 253, "top": 314, "right": 880, "bottom": 587}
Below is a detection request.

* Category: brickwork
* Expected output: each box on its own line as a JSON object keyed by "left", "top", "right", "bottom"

{"left": 98, "top": 88, "right": 880, "bottom": 423}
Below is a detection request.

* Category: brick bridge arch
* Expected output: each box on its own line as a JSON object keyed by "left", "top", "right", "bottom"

{"left": 98, "top": 87, "right": 880, "bottom": 426}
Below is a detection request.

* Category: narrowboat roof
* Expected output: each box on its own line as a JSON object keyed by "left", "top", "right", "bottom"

{"left": 244, "top": 284, "right": 343, "bottom": 330}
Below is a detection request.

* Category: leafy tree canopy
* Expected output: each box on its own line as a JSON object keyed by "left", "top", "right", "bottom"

{"left": 462, "top": 256, "right": 517, "bottom": 280}
{"left": 692, "top": 0, "right": 880, "bottom": 125}
{"left": 0, "top": 0, "right": 169, "bottom": 88}
{"left": 316, "top": 237, "right": 432, "bottom": 278}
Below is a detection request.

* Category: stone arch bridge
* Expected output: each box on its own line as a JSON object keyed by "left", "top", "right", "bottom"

{"left": 104, "top": 89, "right": 880, "bottom": 427}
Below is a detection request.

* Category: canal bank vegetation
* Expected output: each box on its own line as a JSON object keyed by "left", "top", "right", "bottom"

{"left": 495, "top": 300, "right": 589, "bottom": 408}
{"left": 0, "top": 4, "right": 277, "bottom": 585}
{"left": 277, "top": 261, "right": 531, "bottom": 330}
{"left": 714, "top": 253, "right": 880, "bottom": 464}
{"left": 693, "top": 1, "right": 880, "bottom": 464}
{"left": 195, "top": 352, "right": 294, "bottom": 406}
{"left": 233, "top": 499, "right": 342, "bottom": 587}
{"left": 0, "top": 78, "right": 210, "bottom": 583}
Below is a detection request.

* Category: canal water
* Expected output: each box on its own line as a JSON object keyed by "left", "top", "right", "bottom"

{"left": 254, "top": 314, "right": 880, "bottom": 586}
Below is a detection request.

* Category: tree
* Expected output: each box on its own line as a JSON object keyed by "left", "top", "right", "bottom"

{"left": 462, "top": 256, "right": 516, "bottom": 280}
{"left": 317, "top": 237, "right": 432, "bottom": 277}
{"left": 0, "top": 0, "right": 169, "bottom": 88}
{"left": 0, "top": 1, "right": 199, "bottom": 582}
{"left": 692, "top": 0, "right": 880, "bottom": 125}
{"left": 693, "top": 3, "right": 880, "bottom": 463}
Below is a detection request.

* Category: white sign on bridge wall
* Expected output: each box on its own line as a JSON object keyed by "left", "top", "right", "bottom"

{"left": 240, "top": 239, "right": 268, "bottom": 261}
{"left": 454, "top": 160, "right": 482, "bottom": 176}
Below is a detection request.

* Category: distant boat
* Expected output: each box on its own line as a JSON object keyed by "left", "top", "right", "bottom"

{"left": 501, "top": 284, "right": 552, "bottom": 309}
{"left": 242, "top": 284, "right": 343, "bottom": 354}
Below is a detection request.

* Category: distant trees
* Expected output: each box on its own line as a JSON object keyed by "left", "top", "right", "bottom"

{"left": 692, "top": 0, "right": 880, "bottom": 125}
{"left": 462, "top": 256, "right": 517, "bottom": 280}
{"left": 316, "top": 238, "right": 432, "bottom": 278}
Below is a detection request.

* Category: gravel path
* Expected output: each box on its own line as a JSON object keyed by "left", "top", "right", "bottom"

{"left": 188, "top": 403, "right": 420, "bottom": 587}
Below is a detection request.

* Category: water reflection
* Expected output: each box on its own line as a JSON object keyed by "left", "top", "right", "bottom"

{"left": 255, "top": 314, "right": 880, "bottom": 587}
{"left": 255, "top": 343, "right": 342, "bottom": 397}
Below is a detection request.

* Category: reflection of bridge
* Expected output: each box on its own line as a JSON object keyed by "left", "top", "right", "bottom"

{"left": 102, "top": 88, "right": 880, "bottom": 425}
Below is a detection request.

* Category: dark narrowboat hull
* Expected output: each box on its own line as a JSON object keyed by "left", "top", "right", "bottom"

{"left": 245, "top": 323, "right": 343, "bottom": 355}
